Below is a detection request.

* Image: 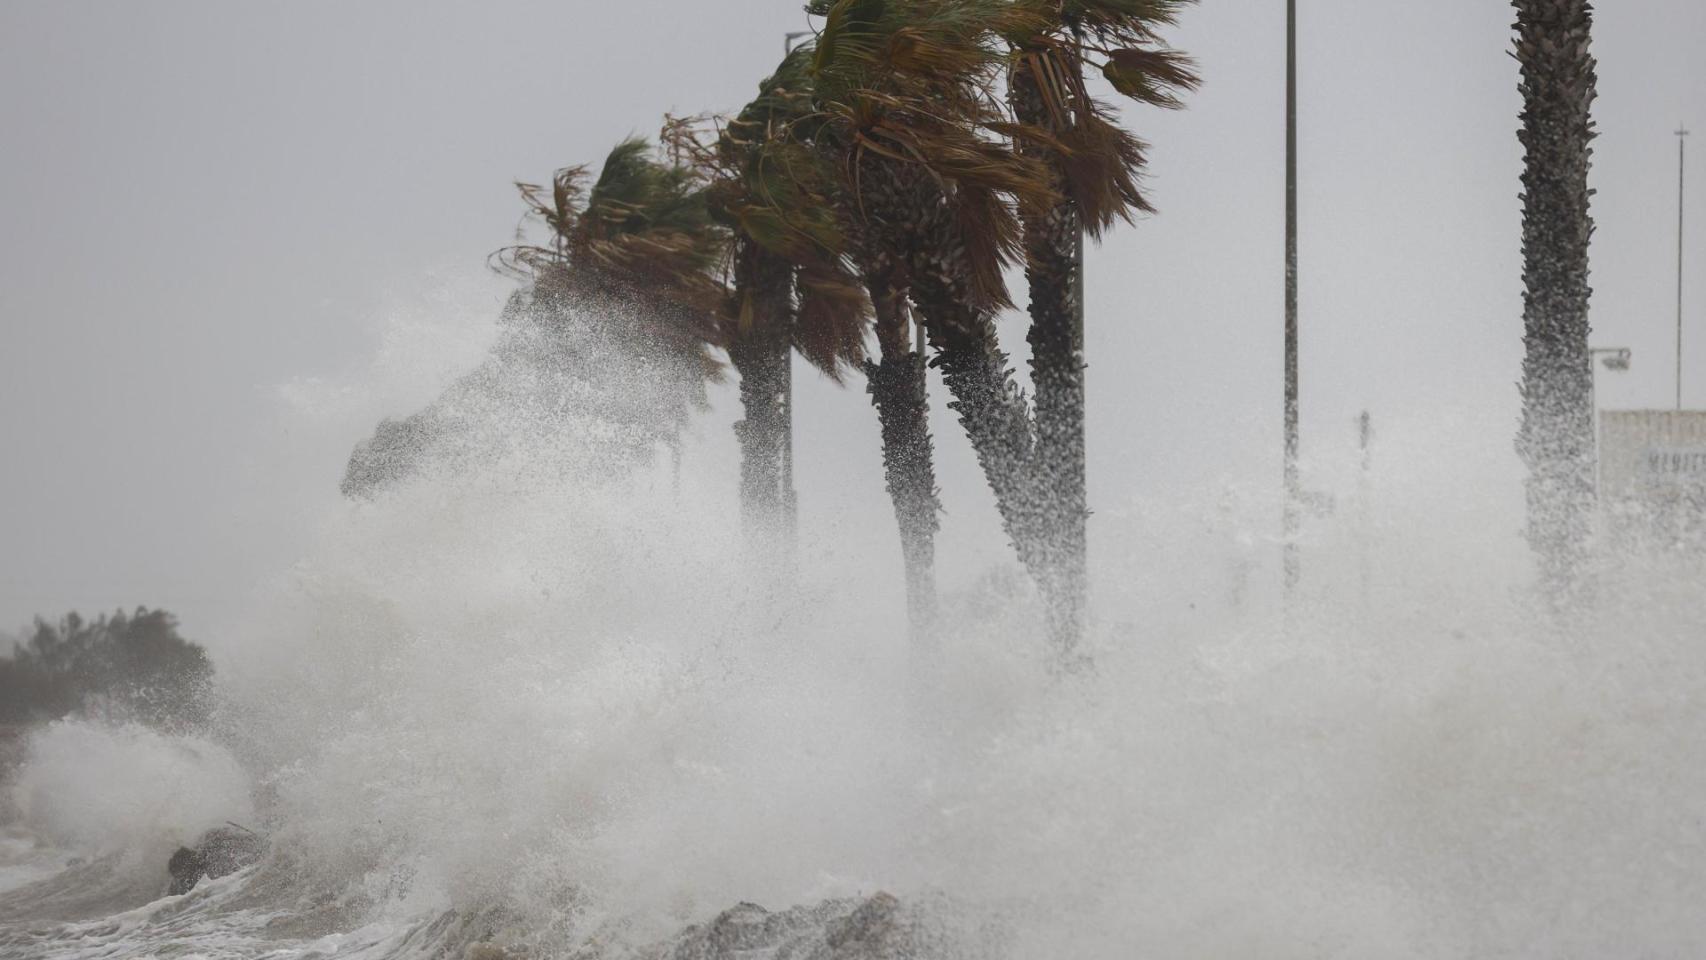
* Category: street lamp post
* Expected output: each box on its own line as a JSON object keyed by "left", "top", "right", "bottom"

{"left": 1283, "top": 0, "right": 1300, "bottom": 593}
{"left": 1588, "top": 346, "right": 1632, "bottom": 498}
{"left": 1678, "top": 127, "right": 1689, "bottom": 411}
{"left": 773, "top": 29, "right": 813, "bottom": 545}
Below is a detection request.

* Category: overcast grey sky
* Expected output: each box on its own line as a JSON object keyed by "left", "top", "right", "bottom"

{"left": 1, "top": 1, "right": 1701, "bottom": 642}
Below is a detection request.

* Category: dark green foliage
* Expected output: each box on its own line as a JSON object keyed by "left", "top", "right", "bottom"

{"left": 0, "top": 609, "right": 214, "bottom": 731}
{"left": 1007, "top": 0, "right": 1199, "bottom": 236}
{"left": 495, "top": 138, "right": 729, "bottom": 351}
{"left": 669, "top": 46, "right": 873, "bottom": 382}
{"left": 663, "top": 45, "right": 875, "bottom": 545}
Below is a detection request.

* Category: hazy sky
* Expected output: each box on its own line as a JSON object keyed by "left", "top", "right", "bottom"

{"left": 1, "top": 1, "right": 1701, "bottom": 642}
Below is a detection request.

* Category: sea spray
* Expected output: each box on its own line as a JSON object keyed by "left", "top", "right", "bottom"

{"left": 5, "top": 295, "right": 1706, "bottom": 958}
{"left": 209, "top": 402, "right": 1706, "bottom": 958}
{"left": 10, "top": 722, "right": 252, "bottom": 862}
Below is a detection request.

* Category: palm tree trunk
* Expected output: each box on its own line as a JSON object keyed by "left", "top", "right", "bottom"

{"left": 730, "top": 242, "right": 794, "bottom": 540}
{"left": 909, "top": 273, "right": 1062, "bottom": 621}
{"left": 1513, "top": 0, "right": 1598, "bottom": 602}
{"left": 864, "top": 280, "right": 941, "bottom": 642}
{"left": 1010, "top": 55, "right": 1089, "bottom": 653}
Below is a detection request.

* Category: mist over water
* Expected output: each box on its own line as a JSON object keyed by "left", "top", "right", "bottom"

{"left": 3, "top": 296, "right": 1706, "bottom": 960}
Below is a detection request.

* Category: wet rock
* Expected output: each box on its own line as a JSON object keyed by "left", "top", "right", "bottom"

{"left": 641, "top": 893, "right": 979, "bottom": 960}
{"left": 165, "top": 847, "right": 199, "bottom": 894}
{"left": 823, "top": 893, "right": 909, "bottom": 959}
{"left": 167, "top": 826, "right": 265, "bottom": 895}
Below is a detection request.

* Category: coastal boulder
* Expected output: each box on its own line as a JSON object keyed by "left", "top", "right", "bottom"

{"left": 642, "top": 893, "right": 990, "bottom": 960}
{"left": 167, "top": 826, "right": 264, "bottom": 895}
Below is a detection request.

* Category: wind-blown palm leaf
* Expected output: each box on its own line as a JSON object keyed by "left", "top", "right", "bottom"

{"left": 1005, "top": 0, "right": 1199, "bottom": 235}
{"left": 668, "top": 46, "right": 875, "bottom": 382}
{"left": 807, "top": 0, "right": 1056, "bottom": 313}
{"left": 492, "top": 138, "right": 734, "bottom": 393}
{"left": 792, "top": 261, "right": 872, "bottom": 377}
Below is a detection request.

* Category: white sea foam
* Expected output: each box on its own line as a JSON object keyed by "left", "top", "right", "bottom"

{"left": 4, "top": 296, "right": 1705, "bottom": 960}
{"left": 9, "top": 722, "right": 253, "bottom": 861}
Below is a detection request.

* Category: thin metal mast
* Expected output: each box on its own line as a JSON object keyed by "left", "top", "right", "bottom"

{"left": 1283, "top": 0, "right": 1300, "bottom": 591}
{"left": 778, "top": 30, "right": 812, "bottom": 548}
{"left": 1679, "top": 126, "right": 1690, "bottom": 411}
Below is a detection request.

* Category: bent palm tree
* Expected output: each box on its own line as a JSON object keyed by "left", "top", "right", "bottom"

{"left": 804, "top": 0, "right": 1196, "bottom": 660}
{"left": 672, "top": 51, "right": 871, "bottom": 545}
{"left": 494, "top": 139, "right": 730, "bottom": 462}
{"left": 1005, "top": 0, "right": 1198, "bottom": 646}
{"left": 679, "top": 41, "right": 950, "bottom": 639}
{"left": 754, "top": 41, "right": 947, "bottom": 639}
{"left": 810, "top": 0, "right": 1090, "bottom": 652}
{"left": 345, "top": 143, "right": 724, "bottom": 497}
{"left": 1512, "top": 0, "right": 1598, "bottom": 602}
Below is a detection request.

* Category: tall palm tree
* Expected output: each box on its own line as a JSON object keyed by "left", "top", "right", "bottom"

{"left": 763, "top": 38, "right": 950, "bottom": 640}
{"left": 802, "top": 0, "right": 1195, "bottom": 659}
{"left": 1512, "top": 0, "right": 1598, "bottom": 600}
{"left": 679, "top": 40, "right": 952, "bottom": 639}
{"left": 863, "top": 285, "right": 942, "bottom": 640}
{"left": 673, "top": 51, "right": 872, "bottom": 545}
{"left": 727, "top": 238, "right": 802, "bottom": 539}
{"left": 811, "top": 0, "right": 1115, "bottom": 658}
{"left": 1004, "top": 0, "right": 1198, "bottom": 647}
{"left": 348, "top": 142, "right": 726, "bottom": 498}
{"left": 494, "top": 138, "right": 731, "bottom": 459}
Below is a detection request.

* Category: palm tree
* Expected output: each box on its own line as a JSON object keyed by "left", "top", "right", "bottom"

{"left": 863, "top": 286, "right": 942, "bottom": 640}
{"left": 1004, "top": 0, "right": 1198, "bottom": 647}
{"left": 801, "top": 0, "right": 1196, "bottom": 659}
{"left": 346, "top": 145, "right": 726, "bottom": 499}
{"left": 811, "top": 0, "right": 1120, "bottom": 658}
{"left": 727, "top": 239, "right": 802, "bottom": 539}
{"left": 1512, "top": 0, "right": 1598, "bottom": 600}
{"left": 677, "top": 41, "right": 951, "bottom": 639}
{"left": 670, "top": 51, "right": 872, "bottom": 545}
{"left": 757, "top": 40, "right": 948, "bottom": 640}
{"left": 494, "top": 139, "right": 731, "bottom": 463}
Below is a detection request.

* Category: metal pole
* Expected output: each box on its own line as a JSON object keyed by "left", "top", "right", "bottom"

{"left": 1283, "top": 0, "right": 1300, "bottom": 592}
{"left": 1586, "top": 346, "right": 1631, "bottom": 502}
{"left": 1679, "top": 127, "right": 1690, "bottom": 411}
{"left": 1357, "top": 410, "right": 1371, "bottom": 614}
{"left": 782, "top": 345, "right": 797, "bottom": 545}
{"left": 778, "top": 29, "right": 812, "bottom": 551}
{"left": 1590, "top": 359, "right": 1599, "bottom": 493}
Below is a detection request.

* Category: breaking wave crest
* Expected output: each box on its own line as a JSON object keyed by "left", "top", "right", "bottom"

{"left": 3, "top": 302, "right": 1705, "bottom": 959}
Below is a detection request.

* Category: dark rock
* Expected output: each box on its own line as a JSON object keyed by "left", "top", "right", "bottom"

{"left": 640, "top": 893, "right": 983, "bottom": 960}
{"left": 167, "top": 826, "right": 265, "bottom": 895}
{"left": 822, "top": 893, "right": 908, "bottom": 959}
{"left": 166, "top": 847, "right": 201, "bottom": 895}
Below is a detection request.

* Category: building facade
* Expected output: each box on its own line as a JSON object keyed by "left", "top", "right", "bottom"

{"left": 1599, "top": 410, "right": 1706, "bottom": 546}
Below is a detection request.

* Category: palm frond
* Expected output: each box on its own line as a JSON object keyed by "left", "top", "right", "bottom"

{"left": 491, "top": 136, "right": 735, "bottom": 379}
{"left": 1005, "top": 0, "right": 1197, "bottom": 230}
{"left": 1100, "top": 46, "right": 1200, "bottom": 108}
{"left": 792, "top": 262, "right": 872, "bottom": 380}
{"left": 952, "top": 179, "right": 1027, "bottom": 309}
{"left": 1056, "top": 107, "right": 1151, "bottom": 234}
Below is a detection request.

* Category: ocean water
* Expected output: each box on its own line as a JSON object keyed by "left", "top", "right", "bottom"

{"left": 4, "top": 309, "right": 1704, "bottom": 960}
